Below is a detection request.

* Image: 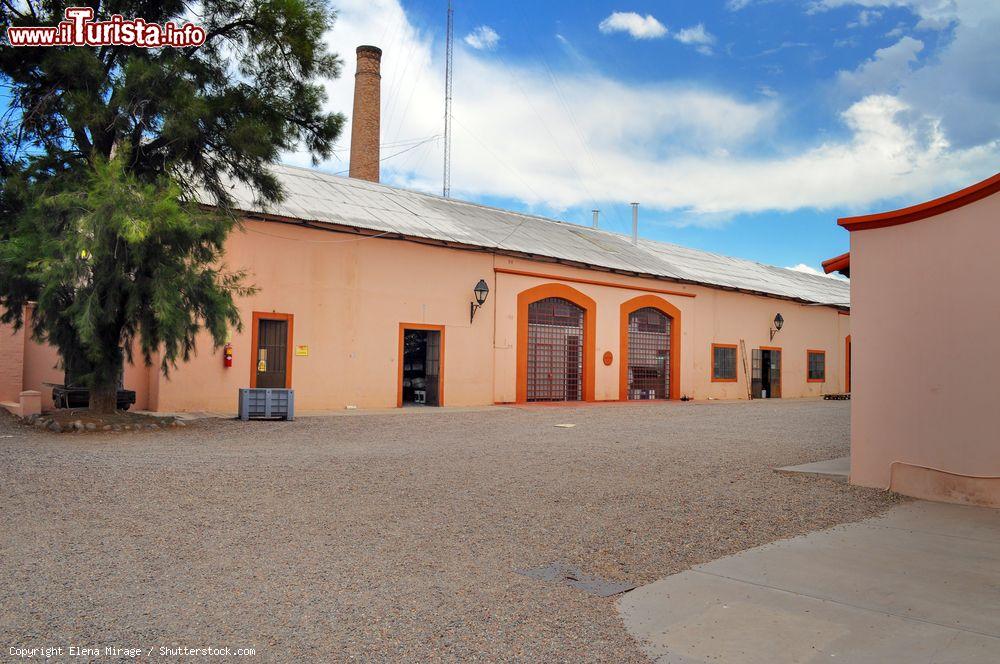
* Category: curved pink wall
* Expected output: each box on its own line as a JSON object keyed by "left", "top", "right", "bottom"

{"left": 849, "top": 191, "right": 1000, "bottom": 505}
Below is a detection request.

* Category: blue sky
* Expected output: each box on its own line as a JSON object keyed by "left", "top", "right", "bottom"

{"left": 3, "top": 1, "right": 997, "bottom": 275}
{"left": 303, "top": 0, "right": 998, "bottom": 276}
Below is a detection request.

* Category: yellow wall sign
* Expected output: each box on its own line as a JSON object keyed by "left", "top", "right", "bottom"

{"left": 295, "top": 345, "right": 309, "bottom": 356}
{"left": 257, "top": 360, "right": 267, "bottom": 372}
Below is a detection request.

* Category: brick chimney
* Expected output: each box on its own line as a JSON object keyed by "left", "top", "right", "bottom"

{"left": 349, "top": 45, "right": 382, "bottom": 182}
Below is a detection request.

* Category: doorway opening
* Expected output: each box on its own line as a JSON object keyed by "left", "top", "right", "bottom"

{"left": 626, "top": 307, "right": 671, "bottom": 400}
{"left": 752, "top": 347, "right": 782, "bottom": 399}
{"left": 400, "top": 327, "right": 442, "bottom": 407}
{"left": 527, "top": 297, "right": 584, "bottom": 402}
{"left": 251, "top": 312, "right": 293, "bottom": 389}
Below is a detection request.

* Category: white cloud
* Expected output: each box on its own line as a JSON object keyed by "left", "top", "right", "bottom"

{"left": 598, "top": 12, "right": 668, "bottom": 39}
{"left": 848, "top": 9, "right": 883, "bottom": 26}
{"left": 811, "top": 0, "right": 958, "bottom": 30}
{"left": 673, "top": 24, "right": 717, "bottom": 54}
{"left": 787, "top": 264, "right": 850, "bottom": 280}
{"left": 884, "top": 23, "right": 908, "bottom": 37}
{"left": 838, "top": 36, "right": 924, "bottom": 93}
{"left": 727, "top": 0, "right": 754, "bottom": 9}
{"left": 834, "top": 0, "right": 1000, "bottom": 148}
{"left": 286, "top": 0, "right": 999, "bottom": 227}
{"left": 463, "top": 25, "right": 499, "bottom": 51}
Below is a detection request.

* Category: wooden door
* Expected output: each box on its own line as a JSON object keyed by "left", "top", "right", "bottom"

{"left": 255, "top": 318, "right": 290, "bottom": 388}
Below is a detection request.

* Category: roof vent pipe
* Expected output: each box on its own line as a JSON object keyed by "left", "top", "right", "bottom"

{"left": 630, "top": 202, "right": 639, "bottom": 245}
{"left": 592, "top": 209, "right": 599, "bottom": 228}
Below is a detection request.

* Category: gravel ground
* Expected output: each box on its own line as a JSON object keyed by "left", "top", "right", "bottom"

{"left": 0, "top": 399, "right": 901, "bottom": 662}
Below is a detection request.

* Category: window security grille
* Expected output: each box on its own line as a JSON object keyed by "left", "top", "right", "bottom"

{"left": 808, "top": 351, "right": 826, "bottom": 381}
{"left": 713, "top": 346, "right": 737, "bottom": 381}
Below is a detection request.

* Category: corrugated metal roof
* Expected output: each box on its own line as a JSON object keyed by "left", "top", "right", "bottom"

{"left": 213, "top": 164, "right": 851, "bottom": 307}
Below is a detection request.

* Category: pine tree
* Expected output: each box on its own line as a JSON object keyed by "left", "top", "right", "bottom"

{"left": 0, "top": 1, "right": 345, "bottom": 412}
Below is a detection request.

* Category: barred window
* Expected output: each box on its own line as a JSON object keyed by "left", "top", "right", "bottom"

{"left": 712, "top": 344, "right": 737, "bottom": 381}
{"left": 807, "top": 350, "right": 826, "bottom": 382}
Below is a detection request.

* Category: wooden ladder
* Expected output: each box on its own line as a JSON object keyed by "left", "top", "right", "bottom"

{"left": 739, "top": 339, "right": 753, "bottom": 400}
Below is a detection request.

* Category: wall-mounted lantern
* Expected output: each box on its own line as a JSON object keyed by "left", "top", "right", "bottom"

{"left": 770, "top": 313, "right": 784, "bottom": 341}
{"left": 470, "top": 279, "right": 490, "bottom": 323}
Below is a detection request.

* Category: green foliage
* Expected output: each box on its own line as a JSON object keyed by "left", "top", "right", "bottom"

{"left": 2, "top": 155, "right": 256, "bottom": 386}
{"left": 0, "top": 1, "right": 344, "bottom": 409}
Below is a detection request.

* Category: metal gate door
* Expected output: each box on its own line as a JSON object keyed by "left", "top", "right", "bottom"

{"left": 751, "top": 349, "right": 762, "bottom": 399}
{"left": 424, "top": 330, "right": 441, "bottom": 406}
{"left": 255, "top": 318, "right": 289, "bottom": 388}
{"left": 527, "top": 297, "right": 584, "bottom": 402}
{"left": 627, "top": 307, "right": 671, "bottom": 400}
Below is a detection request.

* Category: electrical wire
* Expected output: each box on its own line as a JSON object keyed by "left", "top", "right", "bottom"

{"left": 245, "top": 226, "right": 394, "bottom": 244}
{"left": 330, "top": 135, "right": 440, "bottom": 176}
{"left": 494, "top": 51, "right": 608, "bottom": 230}
{"left": 326, "top": 134, "right": 441, "bottom": 155}
{"left": 451, "top": 114, "right": 546, "bottom": 203}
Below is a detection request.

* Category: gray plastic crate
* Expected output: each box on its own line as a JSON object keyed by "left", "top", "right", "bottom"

{"left": 238, "top": 388, "right": 295, "bottom": 421}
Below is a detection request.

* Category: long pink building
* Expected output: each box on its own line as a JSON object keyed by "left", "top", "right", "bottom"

{"left": 1, "top": 46, "right": 852, "bottom": 416}
{"left": 825, "top": 173, "right": 1000, "bottom": 508}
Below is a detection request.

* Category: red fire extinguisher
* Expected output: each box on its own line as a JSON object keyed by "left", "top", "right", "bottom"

{"left": 224, "top": 342, "right": 233, "bottom": 367}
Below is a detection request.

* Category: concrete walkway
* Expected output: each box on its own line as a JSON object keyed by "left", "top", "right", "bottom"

{"left": 775, "top": 455, "right": 850, "bottom": 482}
{"left": 620, "top": 501, "right": 1000, "bottom": 663}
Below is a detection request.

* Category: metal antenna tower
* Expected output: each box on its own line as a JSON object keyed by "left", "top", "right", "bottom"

{"left": 443, "top": 0, "right": 454, "bottom": 197}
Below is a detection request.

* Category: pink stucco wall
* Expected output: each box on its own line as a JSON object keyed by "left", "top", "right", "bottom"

{"left": 491, "top": 256, "right": 849, "bottom": 403}
{"left": 4, "top": 306, "right": 151, "bottom": 411}
{"left": 156, "top": 221, "right": 848, "bottom": 412}
{"left": 0, "top": 320, "right": 25, "bottom": 404}
{"left": 849, "top": 190, "right": 1000, "bottom": 505}
{"left": 151, "top": 221, "right": 498, "bottom": 412}
{"left": 6, "top": 219, "right": 850, "bottom": 414}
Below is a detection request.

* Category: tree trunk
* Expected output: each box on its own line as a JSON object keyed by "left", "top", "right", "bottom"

{"left": 89, "top": 383, "right": 118, "bottom": 414}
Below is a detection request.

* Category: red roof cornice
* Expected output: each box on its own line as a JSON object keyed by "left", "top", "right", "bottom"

{"left": 821, "top": 252, "right": 850, "bottom": 274}
{"left": 838, "top": 172, "right": 1000, "bottom": 232}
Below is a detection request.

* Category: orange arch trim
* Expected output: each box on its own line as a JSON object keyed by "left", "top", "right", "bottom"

{"left": 516, "top": 283, "right": 597, "bottom": 403}
{"left": 619, "top": 295, "right": 682, "bottom": 401}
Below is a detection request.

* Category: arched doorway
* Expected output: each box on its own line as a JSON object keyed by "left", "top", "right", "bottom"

{"left": 527, "top": 297, "right": 585, "bottom": 401}
{"left": 516, "top": 284, "right": 596, "bottom": 403}
{"left": 619, "top": 295, "right": 682, "bottom": 400}
{"left": 625, "top": 307, "right": 671, "bottom": 400}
